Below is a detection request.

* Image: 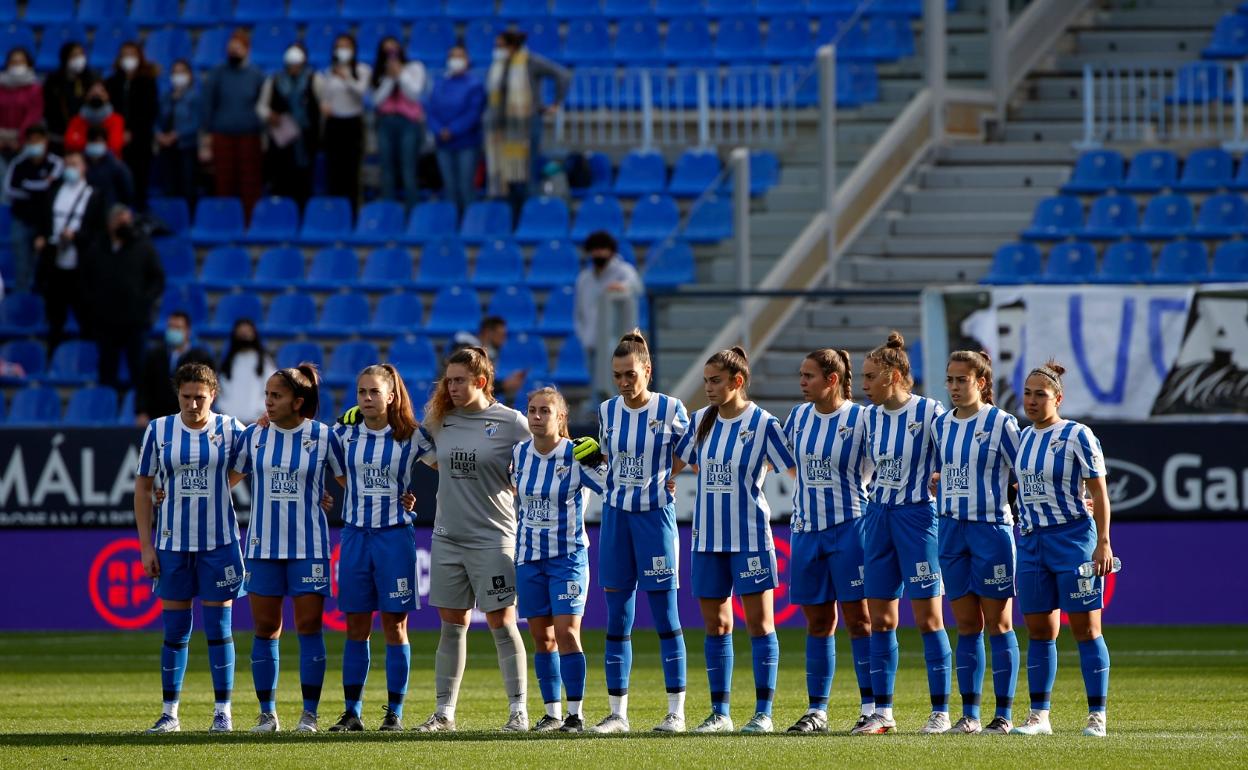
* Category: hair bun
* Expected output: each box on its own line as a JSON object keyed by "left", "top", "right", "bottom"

{"left": 729, "top": 345, "right": 749, "bottom": 362}
{"left": 885, "top": 331, "right": 905, "bottom": 350}
{"left": 297, "top": 362, "right": 320, "bottom": 385}
{"left": 978, "top": 350, "right": 993, "bottom": 365}
{"left": 618, "top": 328, "right": 648, "bottom": 348}
{"left": 1044, "top": 359, "right": 1067, "bottom": 377}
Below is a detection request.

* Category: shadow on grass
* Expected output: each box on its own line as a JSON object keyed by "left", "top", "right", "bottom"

{"left": 0, "top": 730, "right": 785, "bottom": 748}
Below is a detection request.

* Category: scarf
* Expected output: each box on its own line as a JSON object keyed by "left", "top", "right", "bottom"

{"left": 485, "top": 49, "right": 534, "bottom": 195}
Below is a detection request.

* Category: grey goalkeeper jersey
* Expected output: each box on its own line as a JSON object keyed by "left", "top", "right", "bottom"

{"left": 421, "top": 402, "right": 531, "bottom": 550}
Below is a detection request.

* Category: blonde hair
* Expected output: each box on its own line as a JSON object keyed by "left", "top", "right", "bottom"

{"left": 424, "top": 346, "right": 495, "bottom": 432}
{"left": 865, "top": 330, "right": 913, "bottom": 390}
{"left": 357, "top": 363, "right": 418, "bottom": 441}
{"left": 526, "top": 386, "right": 570, "bottom": 439}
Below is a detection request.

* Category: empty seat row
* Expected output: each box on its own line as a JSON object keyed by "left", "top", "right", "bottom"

{"left": 1023, "top": 192, "right": 1248, "bottom": 242}
{"left": 1062, "top": 148, "right": 1248, "bottom": 196}
{"left": 983, "top": 239, "right": 1248, "bottom": 285}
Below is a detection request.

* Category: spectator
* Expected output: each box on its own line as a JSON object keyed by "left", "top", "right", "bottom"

{"left": 574, "top": 230, "right": 642, "bottom": 358}
{"left": 80, "top": 203, "right": 164, "bottom": 394}
{"left": 135, "top": 310, "right": 215, "bottom": 425}
{"left": 257, "top": 45, "right": 321, "bottom": 207}
{"left": 105, "top": 41, "right": 159, "bottom": 211}
{"left": 155, "top": 60, "right": 201, "bottom": 204}
{"left": 371, "top": 35, "right": 427, "bottom": 210}
{"left": 64, "top": 81, "right": 125, "bottom": 156}
{"left": 319, "top": 34, "right": 370, "bottom": 212}
{"left": 3, "top": 124, "right": 62, "bottom": 294}
{"left": 450, "top": 315, "right": 526, "bottom": 399}
{"left": 202, "top": 30, "right": 265, "bottom": 219}
{"left": 484, "top": 31, "right": 569, "bottom": 217}
{"left": 0, "top": 48, "right": 43, "bottom": 165}
{"left": 36, "top": 150, "right": 91, "bottom": 354}
{"left": 214, "top": 318, "right": 274, "bottom": 422}
{"left": 84, "top": 124, "right": 134, "bottom": 211}
{"left": 427, "top": 44, "right": 484, "bottom": 219}
{"left": 42, "top": 42, "right": 99, "bottom": 154}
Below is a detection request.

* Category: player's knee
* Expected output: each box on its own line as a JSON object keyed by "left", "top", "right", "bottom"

{"left": 955, "top": 615, "right": 985, "bottom": 636}
{"left": 294, "top": 617, "right": 321, "bottom": 636}
{"left": 345, "top": 614, "right": 373, "bottom": 641}
{"left": 553, "top": 626, "right": 581, "bottom": 651}
{"left": 744, "top": 618, "right": 773, "bottom": 637}
{"left": 703, "top": 619, "right": 731, "bottom": 636}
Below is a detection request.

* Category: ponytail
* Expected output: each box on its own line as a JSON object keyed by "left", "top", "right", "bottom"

{"left": 948, "top": 350, "right": 994, "bottom": 406}
{"left": 273, "top": 363, "right": 321, "bottom": 419}
{"left": 805, "top": 347, "right": 854, "bottom": 401}
{"left": 695, "top": 346, "right": 751, "bottom": 446}
{"left": 424, "top": 346, "right": 495, "bottom": 433}
{"left": 865, "top": 330, "right": 913, "bottom": 390}
{"left": 359, "top": 363, "right": 418, "bottom": 441}
{"left": 612, "top": 328, "right": 651, "bottom": 372}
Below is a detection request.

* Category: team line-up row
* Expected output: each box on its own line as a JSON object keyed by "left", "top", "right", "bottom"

{"left": 132, "top": 329, "right": 1114, "bottom": 738}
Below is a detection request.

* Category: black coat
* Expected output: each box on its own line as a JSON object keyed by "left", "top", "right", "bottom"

{"left": 135, "top": 344, "right": 216, "bottom": 419}
{"left": 105, "top": 71, "right": 159, "bottom": 142}
{"left": 79, "top": 232, "right": 164, "bottom": 332}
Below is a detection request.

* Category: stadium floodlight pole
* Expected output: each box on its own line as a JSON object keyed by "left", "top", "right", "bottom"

{"left": 817, "top": 44, "right": 837, "bottom": 285}
{"left": 925, "top": 0, "right": 946, "bottom": 139}
{"left": 732, "top": 146, "right": 751, "bottom": 351}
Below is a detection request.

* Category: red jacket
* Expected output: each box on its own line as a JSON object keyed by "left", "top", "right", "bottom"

{"left": 0, "top": 82, "right": 43, "bottom": 146}
{"left": 64, "top": 112, "right": 127, "bottom": 157}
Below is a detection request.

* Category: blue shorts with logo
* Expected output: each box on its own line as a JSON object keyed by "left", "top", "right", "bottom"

{"left": 337, "top": 524, "right": 420, "bottom": 614}
{"left": 862, "top": 501, "right": 943, "bottom": 600}
{"left": 155, "top": 542, "right": 246, "bottom": 602}
{"left": 1017, "top": 517, "right": 1103, "bottom": 614}
{"left": 245, "top": 557, "right": 332, "bottom": 598}
{"left": 789, "top": 516, "right": 867, "bottom": 606}
{"left": 517, "top": 549, "right": 590, "bottom": 618}
{"left": 598, "top": 503, "right": 680, "bottom": 592}
{"left": 938, "top": 517, "right": 1016, "bottom": 601}
{"left": 691, "top": 548, "right": 779, "bottom": 599}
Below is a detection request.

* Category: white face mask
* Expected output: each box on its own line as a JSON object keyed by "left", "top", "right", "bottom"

{"left": 67, "top": 55, "right": 86, "bottom": 74}
{"left": 447, "top": 56, "right": 467, "bottom": 74}
{"left": 171, "top": 72, "right": 191, "bottom": 90}
{"left": 7, "top": 63, "right": 30, "bottom": 78}
{"left": 284, "top": 47, "right": 305, "bottom": 68}
{"left": 120, "top": 55, "right": 139, "bottom": 73}
{"left": 334, "top": 47, "right": 354, "bottom": 64}
{"left": 492, "top": 47, "right": 509, "bottom": 62}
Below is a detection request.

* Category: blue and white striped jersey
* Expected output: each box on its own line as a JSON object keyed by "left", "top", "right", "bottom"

{"left": 233, "top": 419, "right": 344, "bottom": 560}
{"left": 511, "top": 438, "right": 606, "bottom": 565}
{"left": 137, "top": 413, "right": 246, "bottom": 552}
{"left": 783, "top": 401, "right": 874, "bottom": 532}
{"left": 864, "top": 396, "right": 945, "bottom": 506}
{"left": 599, "top": 393, "right": 688, "bottom": 512}
{"left": 335, "top": 422, "right": 428, "bottom": 529}
{"left": 1015, "top": 420, "right": 1106, "bottom": 532}
{"left": 675, "top": 403, "right": 796, "bottom": 553}
{"left": 932, "top": 405, "right": 1021, "bottom": 525}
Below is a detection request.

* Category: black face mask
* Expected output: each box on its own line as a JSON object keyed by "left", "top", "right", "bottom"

{"left": 113, "top": 223, "right": 134, "bottom": 242}
{"left": 227, "top": 53, "right": 243, "bottom": 66}
{"left": 592, "top": 257, "right": 610, "bottom": 270}
{"left": 86, "top": 96, "right": 104, "bottom": 109}
{"left": 231, "top": 336, "right": 259, "bottom": 351}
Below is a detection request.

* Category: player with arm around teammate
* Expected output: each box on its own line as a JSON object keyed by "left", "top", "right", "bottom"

{"left": 134, "top": 363, "right": 248, "bottom": 733}
{"left": 1010, "top": 360, "right": 1114, "bottom": 738}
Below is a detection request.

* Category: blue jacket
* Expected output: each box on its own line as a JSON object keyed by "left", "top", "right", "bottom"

{"left": 200, "top": 62, "right": 264, "bottom": 135}
{"left": 427, "top": 73, "right": 485, "bottom": 152}
{"left": 159, "top": 88, "right": 201, "bottom": 150}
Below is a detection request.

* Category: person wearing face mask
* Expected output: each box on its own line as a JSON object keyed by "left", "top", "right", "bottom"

{"left": 3, "top": 123, "right": 62, "bottom": 294}
{"left": 106, "top": 42, "right": 159, "bottom": 210}
{"left": 256, "top": 45, "right": 322, "bottom": 207}
{"left": 573, "top": 230, "right": 643, "bottom": 365}
{"left": 215, "top": 318, "right": 275, "bottom": 423}
{"left": 64, "top": 81, "right": 127, "bottom": 157}
{"left": 83, "top": 123, "right": 135, "bottom": 212}
{"left": 427, "top": 45, "right": 485, "bottom": 219}
{"left": 0, "top": 48, "right": 43, "bottom": 163}
{"left": 43, "top": 42, "right": 100, "bottom": 154}
{"left": 319, "top": 35, "right": 371, "bottom": 212}
{"left": 134, "top": 310, "right": 216, "bottom": 425}
{"left": 157, "top": 60, "right": 202, "bottom": 204}
{"left": 202, "top": 30, "right": 265, "bottom": 219}
{"left": 36, "top": 150, "right": 91, "bottom": 354}
{"left": 370, "top": 36, "right": 426, "bottom": 210}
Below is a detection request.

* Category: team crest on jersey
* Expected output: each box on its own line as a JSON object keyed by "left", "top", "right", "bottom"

{"left": 906, "top": 420, "right": 923, "bottom": 435}
{"left": 648, "top": 418, "right": 664, "bottom": 433}
{"left": 555, "top": 463, "right": 571, "bottom": 477}
{"left": 1048, "top": 437, "right": 1064, "bottom": 454}
{"left": 484, "top": 420, "right": 500, "bottom": 436}
{"left": 737, "top": 429, "right": 754, "bottom": 444}
{"left": 302, "top": 437, "right": 317, "bottom": 453}
{"left": 837, "top": 424, "right": 855, "bottom": 440}
{"left": 973, "top": 430, "right": 992, "bottom": 444}
{"left": 208, "top": 432, "right": 223, "bottom": 446}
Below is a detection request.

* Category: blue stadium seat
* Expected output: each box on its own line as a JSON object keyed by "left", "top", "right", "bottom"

{"left": 664, "top": 18, "right": 714, "bottom": 64}
{"left": 1210, "top": 240, "right": 1248, "bottom": 280}
{"left": 537, "top": 284, "right": 576, "bottom": 335}
{"left": 460, "top": 201, "right": 513, "bottom": 245}
{"left": 616, "top": 239, "right": 638, "bottom": 266}
{"left": 364, "top": 292, "right": 423, "bottom": 339}
{"left": 1076, "top": 194, "right": 1138, "bottom": 241}
{"left": 0, "top": 390, "right": 5, "bottom": 421}
{"left": 496, "top": 332, "right": 548, "bottom": 380}
{"left": 414, "top": 238, "right": 469, "bottom": 290}
{"left": 1040, "top": 241, "right": 1097, "bottom": 284}
{"left": 1232, "top": 155, "right": 1248, "bottom": 191}
{"left": 203, "top": 292, "right": 264, "bottom": 338}
{"left": 487, "top": 285, "right": 538, "bottom": 332}
{"left": 233, "top": 0, "right": 285, "bottom": 23}
{"left": 117, "top": 389, "right": 134, "bottom": 424}
{"left": 655, "top": 0, "right": 705, "bottom": 17}
{"left": 190, "top": 197, "right": 244, "bottom": 245}
{"left": 246, "top": 196, "right": 299, "bottom": 243}
{"left": 356, "top": 21, "right": 405, "bottom": 64}
{"left": 288, "top": 0, "right": 340, "bottom": 22}
{"left": 626, "top": 194, "right": 680, "bottom": 243}
{"left": 350, "top": 201, "right": 406, "bottom": 246}
{"left": 250, "top": 21, "right": 299, "bottom": 71}
{"left": 0, "top": 26, "right": 35, "bottom": 65}
{"left": 251, "top": 247, "right": 305, "bottom": 291}
{"left": 1120, "top": 149, "right": 1179, "bottom": 193}
{"left": 685, "top": 194, "right": 732, "bottom": 243}
{"left": 527, "top": 240, "right": 580, "bottom": 288}
{"left": 35, "top": 23, "right": 87, "bottom": 71}
{"left": 980, "top": 241, "right": 1042, "bottom": 285}
{"left": 820, "top": 17, "right": 871, "bottom": 60}
{"left": 304, "top": 247, "right": 359, "bottom": 290}
{"left": 668, "top": 149, "right": 721, "bottom": 198}
{"left": 359, "top": 247, "right": 414, "bottom": 291}
{"left": 0, "top": 340, "right": 45, "bottom": 384}
{"left": 707, "top": 0, "right": 757, "bottom": 15}
{"left": 7, "top": 386, "right": 61, "bottom": 425}
{"left": 1167, "top": 61, "right": 1226, "bottom": 105}
{"left": 446, "top": 0, "right": 493, "bottom": 18}
{"left": 500, "top": 0, "right": 549, "bottom": 17}
{"left": 614, "top": 18, "right": 662, "bottom": 64}
{"left": 275, "top": 340, "right": 323, "bottom": 370}
{"left": 315, "top": 293, "right": 370, "bottom": 338}
{"left": 553, "top": 0, "right": 603, "bottom": 19}
{"left": 64, "top": 386, "right": 118, "bottom": 425}
{"left": 77, "top": 0, "right": 127, "bottom": 24}
{"left": 473, "top": 239, "right": 525, "bottom": 288}
{"left": 1151, "top": 240, "right": 1209, "bottom": 283}
{"left": 747, "top": 150, "right": 780, "bottom": 196}
{"left": 614, "top": 150, "right": 667, "bottom": 197}
{"left": 150, "top": 196, "right": 190, "bottom": 235}
{"left": 1176, "top": 148, "right": 1234, "bottom": 192}
{"left": 1021, "top": 195, "right": 1083, "bottom": 241}
{"left": 1204, "top": 13, "right": 1248, "bottom": 59}
{"left": 343, "top": 0, "right": 391, "bottom": 21}
{"left": 1131, "top": 194, "right": 1194, "bottom": 240}
{"left": 564, "top": 18, "right": 614, "bottom": 65}
{"left": 514, "top": 196, "right": 570, "bottom": 243}
{"left": 1093, "top": 241, "right": 1153, "bottom": 284}
{"left": 406, "top": 18, "right": 456, "bottom": 64}
{"left": 403, "top": 201, "right": 459, "bottom": 245}
{"left": 394, "top": 0, "right": 443, "bottom": 18}
{"left": 199, "top": 246, "right": 251, "bottom": 290}
{"left": 158, "top": 284, "right": 208, "bottom": 327}
{"left": 298, "top": 197, "right": 353, "bottom": 245}
{"left": 156, "top": 237, "right": 196, "bottom": 284}
{"left": 1193, "top": 193, "right": 1247, "bottom": 239}
{"left": 44, "top": 339, "right": 99, "bottom": 386}
{"left": 1062, "top": 150, "right": 1125, "bottom": 195}
{"left": 193, "top": 26, "right": 230, "bottom": 69}
{"left": 862, "top": 14, "right": 914, "bottom": 61}
{"left": 145, "top": 27, "right": 193, "bottom": 73}
{"left": 465, "top": 18, "right": 507, "bottom": 64}
{"left": 302, "top": 22, "right": 337, "bottom": 69}
{"left": 426, "top": 285, "right": 482, "bottom": 335}
{"left": 763, "top": 14, "right": 816, "bottom": 62}
{"left": 179, "top": 0, "right": 227, "bottom": 26}
{"left": 0, "top": 292, "right": 45, "bottom": 337}
{"left": 88, "top": 21, "right": 136, "bottom": 69}
{"left": 324, "top": 341, "right": 381, "bottom": 388}
{"left": 571, "top": 151, "right": 613, "bottom": 198}
{"left": 643, "top": 240, "right": 695, "bottom": 287}
{"left": 571, "top": 194, "right": 624, "bottom": 241}
{"left": 758, "top": 0, "right": 808, "bottom": 13}
{"left": 714, "top": 16, "right": 764, "bottom": 62}
{"left": 262, "top": 292, "right": 317, "bottom": 338}
{"left": 388, "top": 336, "right": 438, "bottom": 382}
{"left": 551, "top": 337, "right": 590, "bottom": 386}
{"left": 24, "top": 0, "right": 74, "bottom": 24}
{"left": 520, "top": 17, "right": 561, "bottom": 60}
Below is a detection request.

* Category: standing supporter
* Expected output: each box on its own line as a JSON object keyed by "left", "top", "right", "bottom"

{"left": 136, "top": 310, "right": 216, "bottom": 425}
{"left": 319, "top": 35, "right": 370, "bottom": 213}
{"left": 36, "top": 149, "right": 89, "bottom": 354}
{"left": 371, "top": 36, "right": 426, "bottom": 210}
{"left": 574, "top": 231, "right": 643, "bottom": 363}
{"left": 64, "top": 81, "right": 125, "bottom": 156}
{"left": 257, "top": 45, "right": 321, "bottom": 208}
{"left": 450, "top": 316, "right": 525, "bottom": 400}
{"left": 202, "top": 31, "right": 265, "bottom": 219}
{"left": 427, "top": 44, "right": 484, "bottom": 218}
{"left": 3, "top": 124, "right": 61, "bottom": 294}
{"left": 42, "top": 42, "right": 99, "bottom": 154}
{"left": 105, "top": 41, "right": 159, "bottom": 210}
{"left": 156, "top": 60, "right": 201, "bottom": 204}
{"left": 84, "top": 123, "right": 134, "bottom": 210}
{"left": 0, "top": 48, "right": 41, "bottom": 164}
{"left": 216, "top": 319, "right": 274, "bottom": 423}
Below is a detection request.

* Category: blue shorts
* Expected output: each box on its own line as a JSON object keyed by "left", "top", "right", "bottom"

{"left": 1017, "top": 518, "right": 1103, "bottom": 614}
{"left": 337, "top": 524, "right": 420, "bottom": 614}
{"left": 517, "top": 550, "right": 590, "bottom": 618}
{"left": 155, "top": 542, "right": 246, "bottom": 602}
{"left": 245, "top": 557, "right": 332, "bottom": 598}
{"left": 598, "top": 503, "right": 680, "bottom": 592}
{"left": 938, "top": 517, "right": 1016, "bottom": 601}
{"left": 691, "top": 549, "right": 779, "bottom": 599}
{"left": 862, "top": 501, "right": 943, "bottom": 600}
{"left": 789, "top": 516, "right": 867, "bottom": 606}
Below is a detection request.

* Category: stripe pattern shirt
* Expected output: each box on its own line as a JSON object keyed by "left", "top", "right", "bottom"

{"left": 783, "top": 401, "right": 874, "bottom": 533}
{"left": 932, "top": 405, "right": 1021, "bottom": 525}
{"left": 864, "top": 396, "right": 945, "bottom": 507}
{"left": 335, "top": 422, "right": 427, "bottom": 529}
{"left": 511, "top": 437, "right": 606, "bottom": 565}
{"left": 599, "top": 393, "right": 689, "bottom": 512}
{"left": 1015, "top": 419, "right": 1106, "bottom": 532}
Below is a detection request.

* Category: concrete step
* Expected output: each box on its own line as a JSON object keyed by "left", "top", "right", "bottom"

{"left": 936, "top": 142, "right": 1080, "bottom": 165}
{"left": 999, "top": 121, "right": 1088, "bottom": 144}
{"left": 1051, "top": 52, "right": 1196, "bottom": 73}
{"left": 1010, "top": 101, "right": 1088, "bottom": 121}
{"left": 842, "top": 255, "right": 989, "bottom": 285}
{"left": 920, "top": 164, "right": 1072, "bottom": 189}
{"left": 1071, "top": 29, "right": 1211, "bottom": 56}
{"left": 904, "top": 188, "right": 1054, "bottom": 214}
{"left": 887, "top": 212, "right": 1029, "bottom": 237}
{"left": 1080, "top": 8, "right": 1236, "bottom": 30}
{"left": 799, "top": 301, "right": 921, "bottom": 330}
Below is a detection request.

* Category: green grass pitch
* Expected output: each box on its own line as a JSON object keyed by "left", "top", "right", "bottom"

{"left": 1, "top": 626, "right": 1245, "bottom": 767}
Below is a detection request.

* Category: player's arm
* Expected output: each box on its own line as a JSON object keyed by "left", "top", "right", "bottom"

{"left": 228, "top": 471, "right": 247, "bottom": 488}
{"left": 134, "top": 475, "right": 159, "bottom": 578}
{"left": 1086, "top": 475, "right": 1113, "bottom": 576}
